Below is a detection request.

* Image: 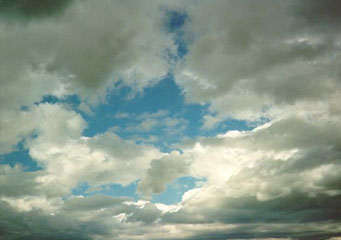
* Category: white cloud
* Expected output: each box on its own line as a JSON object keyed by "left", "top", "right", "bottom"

{"left": 1, "top": 103, "right": 163, "bottom": 197}
{"left": 0, "top": 103, "right": 86, "bottom": 154}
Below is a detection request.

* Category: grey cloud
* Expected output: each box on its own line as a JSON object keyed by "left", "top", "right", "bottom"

{"left": 175, "top": 0, "right": 341, "bottom": 122}
{"left": 194, "top": 117, "right": 341, "bottom": 152}
{"left": 183, "top": 118, "right": 341, "bottom": 199}
{"left": 278, "top": 147, "right": 341, "bottom": 174}
{"left": 138, "top": 152, "right": 191, "bottom": 197}
{"left": 295, "top": 0, "right": 341, "bottom": 28}
{"left": 0, "top": 196, "right": 163, "bottom": 239}
{"left": 1, "top": 1, "right": 341, "bottom": 239}
{"left": 0, "top": 0, "right": 174, "bottom": 112}
{"left": 0, "top": 165, "right": 68, "bottom": 198}
{"left": 126, "top": 202, "right": 162, "bottom": 224}
{"left": 161, "top": 223, "right": 341, "bottom": 240}
{"left": 221, "top": 193, "right": 340, "bottom": 223}
{"left": 0, "top": 200, "right": 105, "bottom": 240}
{"left": 161, "top": 193, "right": 341, "bottom": 240}
{"left": 62, "top": 195, "right": 130, "bottom": 212}
{"left": 62, "top": 196, "right": 163, "bottom": 225}
{"left": 163, "top": 114, "right": 341, "bottom": 236}
{"left": 0, "top": 165, "right": 41, "bottom": 197}
{"left": 0, "top": 0, "right": 73, "bottom": 21}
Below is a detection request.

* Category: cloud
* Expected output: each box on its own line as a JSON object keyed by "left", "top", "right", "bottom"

{"left": 138, "top": 151, "right": 192, "bottom": 197}
{"left": 296, "top": 0, "right": 341, "bottom": 27}
{"left": 1, "top": 1, "right": 340, "bottom": 239}
{"left": 0, "top": 164, "right": 67, "bottom": 198}
{"left": 118, "top": 110, "right": 189, "bottom": 146}
{"left": 149, "top": 114, "right": 340, "bottom": 239}
{"left": 0, "top": 103, "right": 86, "bottom": 154}
{"left": 4, "top": 105, "right": 339, "bottom": 239}
{"left": 62, "top": 195, "right": 130, "bottom": 212}
{"left": 0, "top": 0, "right": 73, "bottom": 22}
{"left": 1, "top": 103, "right": 162, "bottom": 197}
{"left": 0, "top": 0, "right": 175, "bottom": 113}
{"left": 28, "top": 128, "right": 162, "bottom": 191}
{"left": 175, "top": 0, "right": 341, "bottom": 124}
{"left": 0, "top": 200, "right": 104, "bottom": 240}
{"left": 126, "top": 202, "right": 162, "bottom": 224}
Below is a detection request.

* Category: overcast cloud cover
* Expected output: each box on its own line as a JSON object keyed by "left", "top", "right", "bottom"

{"left": 0, "top": 0, "right": 340, "bottom": 239}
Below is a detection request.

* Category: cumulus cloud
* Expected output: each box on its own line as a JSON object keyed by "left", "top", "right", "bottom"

{"left": 0, "top": 164, "right": 67, "bottom": 198}
{"left": 175, "top": 0, "right": 341, "bottom": 124}
{"left": 138, "top": 151, "right": 192, "bottom": 197}
{"left": 154, "top": 114, "right": 341, "bottom": 238}
{"left": 1, "top": 1, "right": 340, "bottom": 239}
{"left": 1, "top": 103, "right": 162, "bottom": 198}
{"left": 0, "top": 103, "right": 86, "bottom": 154}
{"left": 27, "top": 108, "right": 161, "bottom": 189}
{"left": 0, "top": 0, "right": 175, "bottom": 114}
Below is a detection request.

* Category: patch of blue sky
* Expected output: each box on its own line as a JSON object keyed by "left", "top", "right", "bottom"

{"left": 165, "top": 10, "right": 187, "bottom": 33}
{"left": 81, "top": 75, "right": 210, "bottom": 152}
{"left": 151, "top": 176, "right": 206, "bottom": 205}
{"left": 81, "top": 76, "right": 185, "bottom": 138}
{"left": 201, "top": 119, "right": 255, "bottom": 137}
{"left": 164, "top": 10, "right": 189, "bottom": 58}
{"left": 70, "top": 181, "right": 139, "bottom": 201}
{"left": 0, "top": 140, "right": 42, "bottom": 172}
{"left": 174, "top": 31, "right": 189, "bottom": 58}
{"left": 35, "top": 93, "right": 81, "bottom": 106}
{"left": 165, "top": 11, "right": 188, "bottom": 60}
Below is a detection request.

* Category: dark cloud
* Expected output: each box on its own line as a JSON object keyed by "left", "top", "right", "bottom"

{"left": 176, "top": 0, "right": 341, "bottom": 122}
{"left": 138, "top": 152, "right": 191, "bottom": 197}
{"left": 62, "top": 195, "right": 130, "bottom": 212}
{"left": 126, "top": 202, "right": 162, "bottom": 224}
{"left": 0, "top": 0, "right": 73, "bottom": 20}
{"left": 167, "top": 227, "right": 341, "bottom": 240}
{"left": 0, "top": 0, "right": 172, "bottom": 112}
{"left": 0, "top": 201, "right": 100, "bottom": 240}
{"left": 162, "top": 193, "right": 341, "bottom": 225}
{"left": 0, "top": 164, "right": 68, "bottom": 197}
{"left": 296, "top": 0, "right": 341, "bottom": 28}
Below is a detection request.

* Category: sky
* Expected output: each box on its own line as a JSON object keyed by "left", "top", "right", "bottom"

{"left": 0, "top": 0, "right": 340, "bottom": 239}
